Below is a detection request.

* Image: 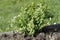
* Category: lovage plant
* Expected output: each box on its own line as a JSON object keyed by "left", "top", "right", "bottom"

{"left": 11, "top": 2, "right": 54, "bottom": 36}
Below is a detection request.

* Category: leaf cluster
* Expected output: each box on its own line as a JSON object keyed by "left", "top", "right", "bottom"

{"left": 11, "top": 2, "right": 54, "bottom": 36}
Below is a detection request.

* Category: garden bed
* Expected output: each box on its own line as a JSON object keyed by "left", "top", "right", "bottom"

{"left": 0, "top": 24, "right": 60, "bottom": 40}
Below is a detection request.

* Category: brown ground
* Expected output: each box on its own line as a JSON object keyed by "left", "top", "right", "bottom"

{"left": 0, "top": 31, "right": 60, "bottom": 40}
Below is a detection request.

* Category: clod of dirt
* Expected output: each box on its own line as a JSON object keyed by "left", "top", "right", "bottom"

{"left": 36, "top": 33, "right": 46, "bottom": 40}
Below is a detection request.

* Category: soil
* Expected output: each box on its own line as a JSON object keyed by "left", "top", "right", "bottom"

{"left": 0, "top": 24, "right": 60, "bottom": 40}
